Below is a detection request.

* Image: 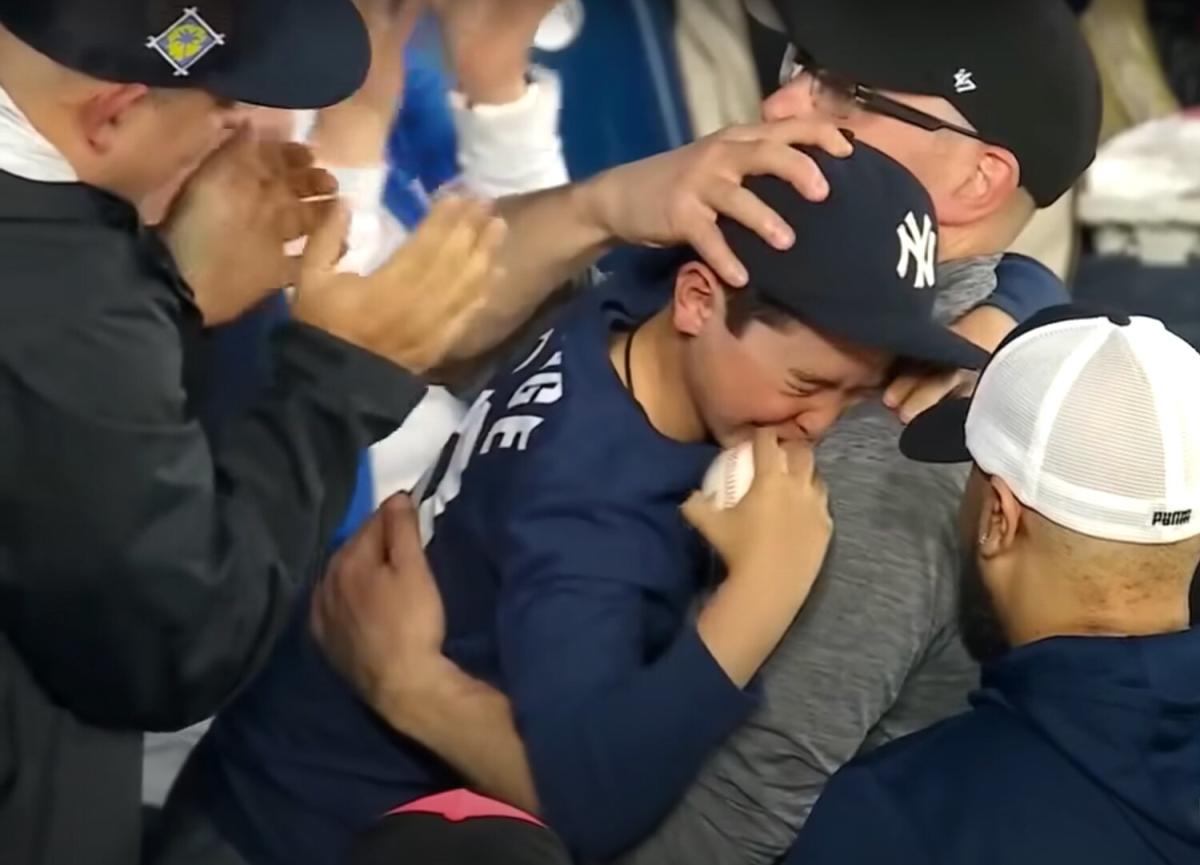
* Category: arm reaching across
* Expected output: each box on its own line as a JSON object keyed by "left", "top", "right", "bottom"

{"left": 445, "top": 119, "right": 854, "bottom": 364}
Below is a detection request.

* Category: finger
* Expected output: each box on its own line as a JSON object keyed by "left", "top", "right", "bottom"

{"left": 337, "top": 504, "right": 391, "bottom": 582}
{"left": 780, "top": 439, "right": 818, "bottom": 484}
{"left": 896, "top": 375, "right": 958, "bottom": 425}
{"left": 280, "top": 198, "right": 338, "bottom": 243}
{"left": 432, "top": 214, "right": 507, "bottom": 317}
{"left": 381, "top": 196, "right": 474, "bottom": 276}
{"left": 413, "top": 194, "right": 472, "bottom": 238}
{"left": 289, "top": 166, "right": 339, "bottom": 202}
{"left": 680, "top": 207, "right": 749, "bottom": 287}
{"left": 474, "top": 213, "right": 509, "bottom": 259}
{"left": 309, "top": 581, "right": 331, "bottom": 645}
{"left": 705, "top": 181, "right": 795, "bottom": 251}
{"left": 279, "top": 256, "right": 303, "bottom": 292}
{"left": 762, "top": 118, "right": 854, "bottom": 157}
{"left": 718, "top": 118, "right": 853, "bottom": 158}
{"left": 883, "top": 372, "right": 922, "bottom": 410}
{"left": 381, "top": 494, "right": 425, "bottom": 569}
{"left": 274, "top": 202, "right": 306, "bottom": 244}
{"left": 750, "top": 427, "right": 787, "bottom": 478}
{"left": 404, "top": 199, "right": 496, "bottom": 287}
{"left": 278, "top": 141, "right": 316, "bottom": 172}
{"left": 299, "top": 202, "right": 351, "bottom": 281}
{"left": 448, "top": 213, "right": 507, "bottom": 286}
{"left": 310, "top": 542, "right": 353, "bottom": 644}
{"left": 733, "top": 140, "right": 830, "bottom": 202}
{"left": 680, "top": 491, "right": 720, "bottom": 537}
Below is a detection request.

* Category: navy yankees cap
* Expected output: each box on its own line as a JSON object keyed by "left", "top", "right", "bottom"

{"left": 751, "top": 0, "right": 1101, "bottom": 207}
{"left": 719, "top": 142, "right": 988, "bottom": 370}
{"left": 0, "top": 0, "right": 369, "bottom": 110}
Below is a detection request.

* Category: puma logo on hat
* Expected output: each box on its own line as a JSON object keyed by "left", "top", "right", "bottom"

{"left": 1151, "top": 509, "right": 1192, "bottom": 528}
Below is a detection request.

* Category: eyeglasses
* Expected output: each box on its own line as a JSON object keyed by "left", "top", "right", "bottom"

{"left": 778, "top": 45, "right": 988, "bottom": 144}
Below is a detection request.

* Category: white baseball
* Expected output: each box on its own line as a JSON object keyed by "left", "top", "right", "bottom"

{"left": 701, "top": 440, "right": 756, "bottom": 510}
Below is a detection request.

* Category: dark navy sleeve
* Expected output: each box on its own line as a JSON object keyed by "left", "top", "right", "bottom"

{"left": 494, "top": 506, "right": 757, "bottom": 860}
{"left": 783, "top": 764, "right": 929, "bottom": 865}
{"left": 983, "top": 253, "right": 1069, "bottom": 323}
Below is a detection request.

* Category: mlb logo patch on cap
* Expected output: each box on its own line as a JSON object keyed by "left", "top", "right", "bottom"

{"left": 146, "top": 7, "right": 225, "bottom": 77}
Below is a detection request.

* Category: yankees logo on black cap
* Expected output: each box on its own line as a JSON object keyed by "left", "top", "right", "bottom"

{"left": 717, "top": 142, "right": 988, "bottom": 371}
{"left": 0, "top": 0, "right": 370, "bottom": 110}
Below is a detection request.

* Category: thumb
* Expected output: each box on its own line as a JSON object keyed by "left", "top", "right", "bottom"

{"left": 381, "top": 494, "right": 426, "bottom": 570}
{"left": 681, "top": 491, "right": 722, "bottom": 540}
{"left": 300, "top": 201, "right": 350, "bottom": 283}
{"left": 205, "top": 123, "right": 258, "bottom": 180}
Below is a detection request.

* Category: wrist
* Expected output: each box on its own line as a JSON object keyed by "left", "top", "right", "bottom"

{"left": 373, "top": 654, "right": 464, "bottom": 737}
{"left": 956, "top": 305, "right": 1017, "bottom": 352}
{"left": 456, "top": 67, "right": 529, "bottom": 107}
{"left": 310, "top": 105, "right": 393, "bottom": 167}
{"left": 577, "top": 168, "right": 623, "bottom": 246}
{"left": 698, "top": 576, "right": 794, "bottom": 688}
{"left": 451, "top": 38, "right": 533, "bottom": 107}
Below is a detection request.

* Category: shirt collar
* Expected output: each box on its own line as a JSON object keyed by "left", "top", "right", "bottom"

{"left": 0, "top": 82, "right": 79, "bottom": 183}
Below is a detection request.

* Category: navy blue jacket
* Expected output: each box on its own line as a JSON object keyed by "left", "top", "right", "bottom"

{"left": 786, "top": 628, "right": 1200, "bottom": 865}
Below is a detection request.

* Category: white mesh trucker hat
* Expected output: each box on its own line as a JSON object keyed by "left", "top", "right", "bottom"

{"left": 901, "top": 305, "right": 1200, "bottom": 545}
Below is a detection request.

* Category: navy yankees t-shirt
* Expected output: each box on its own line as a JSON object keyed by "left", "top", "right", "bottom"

{"left": 197, "top": 280, "right": 756, "bottom": 865}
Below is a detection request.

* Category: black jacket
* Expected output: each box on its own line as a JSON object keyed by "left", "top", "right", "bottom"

{"left": 0, "top": 170, "right": 426, "bottom": 863}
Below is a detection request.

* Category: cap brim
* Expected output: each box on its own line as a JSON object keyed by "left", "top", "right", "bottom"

{"left": 899, "top": 395, "right": 972, "bottom": 463}
{"left": 802, "top": 306, "right": 991, "bottom": 371}
{"left": 205, "top": 0, "right": 370, "bottom": 109}
{"left": 878, "top": 319, "right": 990, "bottom": 370}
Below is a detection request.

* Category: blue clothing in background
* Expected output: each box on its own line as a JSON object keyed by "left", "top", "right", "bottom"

{"left": 195, "top": 281, "right": 755, "bottom": 865}
{"left": 785, "top": 628, "right": 1200, "bottom": 865}
{"left": 385, "top": 49, "right": 459, "bottom": 229}
{"left": 987, "top": 253, "right": 1069, "bottom": 324}
{"left": 533, "top": 0, "right": 690, "bottom": 180}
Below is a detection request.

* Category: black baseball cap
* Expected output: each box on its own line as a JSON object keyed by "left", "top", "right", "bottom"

{"left": 899, "top": 304, "right": 1126, "bottom": 463}
{"left": 719, "top": 142, "right": 988, "bottom": 370}
{"left": 0, "top": 0, "right": 369, "bottom": 109}
{"left": 754, "top": 0, "right": 1101, "bottom": 207}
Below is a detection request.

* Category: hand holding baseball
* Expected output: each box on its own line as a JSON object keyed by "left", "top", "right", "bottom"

{"left": 684, "top": 429, "right": 832, "bottom": 594}
{"left": 685, "top": 429, "right": 833, "bottom": 688}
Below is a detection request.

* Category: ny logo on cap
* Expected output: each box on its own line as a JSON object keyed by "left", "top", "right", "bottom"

{"left": 896, "top": 212, "right": 937, "bottom": 290}
{"left": 147, "top": 8, "right": 225, "bottom": 77}
{"left": 954, "top": 68, "right": 977, "bottom": 94}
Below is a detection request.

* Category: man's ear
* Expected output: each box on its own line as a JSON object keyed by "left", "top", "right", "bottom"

{"left": 672, "top": 262, "right": 725, "bottom": 337}
{"left": 942, "top": 144, "right": 1021, "bottom": 227}
{"left": 78, "top": 84, "right": 150, "bottom": 155}
{"left": 978, "top": 474, "right": 1023, "bottom": 560}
